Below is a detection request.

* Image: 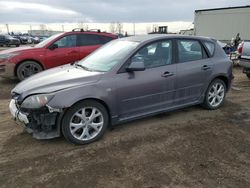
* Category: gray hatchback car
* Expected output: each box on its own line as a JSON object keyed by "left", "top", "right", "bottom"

{"left": 9, "top": 35, "right": 233, "bottom": 144}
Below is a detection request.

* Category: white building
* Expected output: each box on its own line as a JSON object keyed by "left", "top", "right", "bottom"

{"left": 28, "top": 30, "right": 61, "bottom": 37}
{"left": 194, "top": 6, "right": 250, "bottom": 42}
{"left": 179, "top": 29, "right": 194, "bottom": 36}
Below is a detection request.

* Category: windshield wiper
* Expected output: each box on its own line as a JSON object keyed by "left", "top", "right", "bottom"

{"left": 70, "top": 61, "right": 78, "bottom": 65}
{"left": 74, "top": 63, "right": 92, "bottom": 71}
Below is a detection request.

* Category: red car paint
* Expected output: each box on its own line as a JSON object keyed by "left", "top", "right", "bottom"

{"left": 0, "top": 31, "right": 117, "bottom": 79}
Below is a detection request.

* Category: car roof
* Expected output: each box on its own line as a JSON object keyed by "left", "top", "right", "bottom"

{"left": 0, "top": 34, "right": 9, "bottom": 37}
{"left": 65, "top": 31, "right": 117, "bottom": 38}
{"left": 121, "top": 34, "right": 214, "bottom": 43}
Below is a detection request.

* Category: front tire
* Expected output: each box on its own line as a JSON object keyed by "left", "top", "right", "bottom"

{"left": 202, "top": 79, "right": 226, "bottom": 110}
{"left": 62, "top": 100, "right": 109, "bottom": 145}
{"left": 16, "top": 61, "right": 43, "bottom": 81}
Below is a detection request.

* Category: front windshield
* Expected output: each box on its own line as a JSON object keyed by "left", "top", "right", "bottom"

{"left": 35, "top": 33, "right": 63, "bottom": 48}
{"left": 77, "top": 40, "right": 139, "bottom": 72}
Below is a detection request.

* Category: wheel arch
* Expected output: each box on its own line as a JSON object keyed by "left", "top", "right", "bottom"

{"left": 210, "top": 75, "right": 229, "bottom": 91}
{"left": 201, "top": 74, "right": 230, "bottom": 103}
{"left": 14, "top": 59, "right": 44, "bottom": 77}
{"left": 61, "top": 97, "right": 112, "bottom": 127}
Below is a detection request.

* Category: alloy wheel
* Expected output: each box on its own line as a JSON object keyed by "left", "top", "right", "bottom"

{"left": 21, "top": 63, "right": 41, "bottom": 78}
{"left": 208, "top": 82, "right": 225, "bottom": 107}
{"left": 69, "top": 107, "right": 104, "bottom": 141}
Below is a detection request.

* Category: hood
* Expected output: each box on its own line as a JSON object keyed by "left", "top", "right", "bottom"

{"left": 0, "top": 46, "right": 33, "bottom": 55}
{"left": 12, "top": 64, "right": 103, "bottom": 99}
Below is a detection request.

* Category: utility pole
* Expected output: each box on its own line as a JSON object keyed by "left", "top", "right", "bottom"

{"left": 29, "top": 25, "right": 32, "bottom": 34}
{"left": 133, "top": 23, "right": 135, "bottom": 36}
{"left": 5, "top": 24, "right": 9, "bottom": 34}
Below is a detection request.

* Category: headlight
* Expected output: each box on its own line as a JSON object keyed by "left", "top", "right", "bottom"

{"left": 0, "top": 53, "right": 20, "bottom": 60}
{"left": 21, "top": 94, "right": 54, "bottom": 109}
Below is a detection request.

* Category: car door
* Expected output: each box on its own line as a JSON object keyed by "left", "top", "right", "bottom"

{"left": 77, "top": 34, "right": 103, "bottom": 60}
{"left": 45, "top": 34, "right": 79, "bottom": 68}
{"left": 175, "top": 39, "right": 213, "bottom": 105}
{"left": 116, "top": 40, "right": 177, "bottom": 120}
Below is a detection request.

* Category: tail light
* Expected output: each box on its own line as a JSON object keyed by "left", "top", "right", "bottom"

{"left": 237, "top": 42, "right": 243, "bottom": 55}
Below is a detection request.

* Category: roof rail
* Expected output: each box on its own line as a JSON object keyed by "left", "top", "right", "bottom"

{"left": 72, "top": 28, "right": 84, "bottom": 32}
{"left": 71, "top": 28, "right": 103, "bottom": 33}
{"left": 87, "top": 29, "right": 101, "bottom": 33}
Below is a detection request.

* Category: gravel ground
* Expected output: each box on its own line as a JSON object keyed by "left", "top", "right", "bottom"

{"left": 0, "top": 67, "right": 250, "bottom": 188}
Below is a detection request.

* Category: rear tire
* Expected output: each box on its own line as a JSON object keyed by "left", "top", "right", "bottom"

{"left": 202, "top": 79, "right": 226, "bottom": 110}
{"left": 62, "top": 100, "right": 109, "bottom": 145}
{"left": 16, "top": 61, "right": 43, "bottom": 81}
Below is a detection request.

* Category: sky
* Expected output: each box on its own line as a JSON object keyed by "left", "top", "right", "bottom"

{"left": 0, "top": 0, "right": 249, "bottom": 34}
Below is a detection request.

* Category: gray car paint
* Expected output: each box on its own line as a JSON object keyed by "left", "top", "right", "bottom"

{"left": 12, "top": 35, "right": 233, "bottom": 126}
{"left": 12, "top": 64, "right": 103, "bottom": 100}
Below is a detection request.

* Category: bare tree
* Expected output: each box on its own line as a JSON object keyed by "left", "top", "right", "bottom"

{"left": 5, "top": 24, "right": 9, "bottom": 34}
{"left": 109, "top": 22, "right": 115, "bottom": 33}
{"left": 47, "top": 27, "right": 52, "bottom": 31}
{"left": 39, "top": 24, "right": 47, "bottom": 31}
{"left": 146, "top": 25, "right": 151, "bottom": 34}
{"left": 110, "top": 22, "right": 123, "bottom": 34}
{"left": 78, "top": 21, "right": 84, "bottom": 29}
{"left": 116, "top": 22, "right": 123, "bottom": 34}
{"left": 78, "top": 21, "right": 89, "bottom": 31}
{"left": 84, "top": 24, "right": 88, "bottom": 31}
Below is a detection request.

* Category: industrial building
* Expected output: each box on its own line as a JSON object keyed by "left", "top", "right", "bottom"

{"left": 27, "top": 30, "right": 61, "bottom": 37}
{"left": 179, "top": 28, "right": 194, "bottom": 36}
{"left": 194, "top": 6, "right": 250, "bottom": 42}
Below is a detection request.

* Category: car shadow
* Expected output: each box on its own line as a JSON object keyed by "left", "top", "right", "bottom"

{"left": 0, "top": 77, "right": 19, "bottom": 85}
{"left": 0, "top": 78, "right": 19, "bottom": 99}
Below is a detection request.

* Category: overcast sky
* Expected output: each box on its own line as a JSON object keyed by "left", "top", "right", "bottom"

{"left": 0, "top": 0, "right": 249, "bottom": 24}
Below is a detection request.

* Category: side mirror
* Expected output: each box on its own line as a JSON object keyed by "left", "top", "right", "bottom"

{"left": 126, "top": 60, "right": 145, "bottom": 72}
{"left": 48, "top": 43, "right": 58, "bottom": 50}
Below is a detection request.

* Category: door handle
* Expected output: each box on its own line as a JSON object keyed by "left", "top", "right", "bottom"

{"left": 202, "top": 65, "right": 211, "bottom": 70}
{"left": 161, "top": 71, "right": 174, "bottom": 78}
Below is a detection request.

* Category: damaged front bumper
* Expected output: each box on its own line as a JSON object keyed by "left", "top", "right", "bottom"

{"left": 9, "top": 99, "right": 62, "bottom": 139}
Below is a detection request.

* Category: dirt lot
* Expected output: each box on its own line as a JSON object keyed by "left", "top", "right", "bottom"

{"left": 0, "top": 67, "right": 250, "bottom": 188}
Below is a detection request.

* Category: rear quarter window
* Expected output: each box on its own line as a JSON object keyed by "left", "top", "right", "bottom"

{"left": 99, "top": 36, "right": 114, "bottom": 44}
{"left": 203, "top": 41, "right": 215, "bottom": 56}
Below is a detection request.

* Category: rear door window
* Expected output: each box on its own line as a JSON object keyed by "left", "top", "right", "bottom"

{"left": 78, "top": 34, "right": 102, "bottom": 46}
{"left": 177, "top": 40, "right": 203, "bottom": 63}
